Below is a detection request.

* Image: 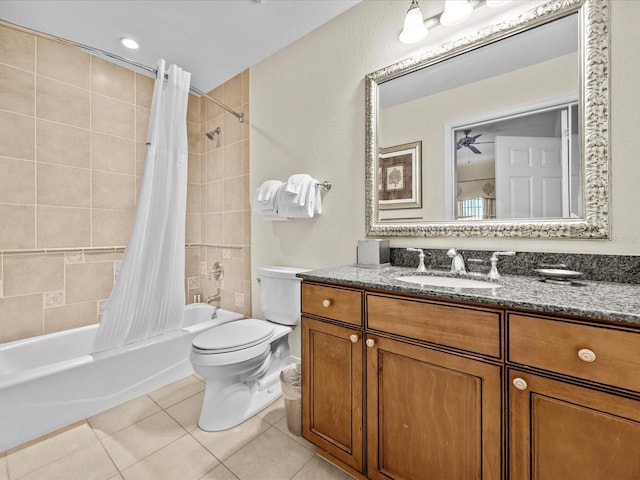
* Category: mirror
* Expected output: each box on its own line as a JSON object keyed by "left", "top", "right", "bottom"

{"left": 365, "top": 0, "right": 609, "bottom": 238}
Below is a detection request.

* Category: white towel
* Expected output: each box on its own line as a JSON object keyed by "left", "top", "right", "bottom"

{"left": 284, "top": 174, "right": 315, "bottom": 206}
{"left": 253, "top": 182, "right": 280, "bottom": 218}
{"left": 256, "top": 180, "right": 283, "bottom": 203}
{"left": 277, "top": 180, "right": 321, "bottom": 219}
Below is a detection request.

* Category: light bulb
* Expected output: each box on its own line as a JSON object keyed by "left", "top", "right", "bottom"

{"left": 399, "top": 0, "right": 428, "bottom": 44}
{"left": 120, "top": 37, "right": 139, "bottom": 50}
{"left": 440, "top": 0, "right": 473, "bottom": 26}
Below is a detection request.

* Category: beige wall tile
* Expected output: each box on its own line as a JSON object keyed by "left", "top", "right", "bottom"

{"left": 241, "top": 102, "right": 250, "bottom": 141}
{"left": 203, "top": 121, "right": 222, "bottom": 154}
{"left": 0, "top": 25, "right": 35, "bottom": 72}
{"left": 91, "top": 132, "right": 135, "bottom": 174}
{"left": 224, "top": 142, "right": 243, "bottom": 178}
{"left": 205, "top": 149, "right": 224, "bottom": 183}
{"left": 37, "top": 206, "right": 90, "bottom": 248}
{"left": 206, "top": 180, "right": 224, "bottom": 213}
{"left": 0, "top": 63, "right": 34, "bottom": 115}
{"left": 187, "top": 184, "right": 202, "bottom": 214}
{"left": 135, "top": 73, "right": 154, "bottom": 108}
{"left": 223, "top": 257, "right": 243, "bottom": 292}
{"left": 0, "top": 110, "right": 34, "bottom": 160}
{"left": 0, "top": 157, "right": 34, "bottom": 204}
{"left": 186, "top": 213, "right": 201, "bottom": 244}
{"left": 92, "top": 209, "right": 134, "bottom": 247}
{"left": 187, "top": 121, "right": 201, "bottom": 154}
{"left": 91, "top": 57, "right": 134, "bottom": 103}
{"left": 0, "top": 294, "right": 42, "bottom": 343}
{"left": 187, "top": 94, "right": 200, "bottom": 124}
{"left": 242, "top": 139, "right": 250, "bottom": 174}
{"left": 185, "top": 247, "right": 199, "bottom": 277}
{"left": 37, "top": 163, "right": 90, "bottom": 207}
{"left": 135, "top": 106, "right": 150, "bottom": 143}
{"left": 206, "top": 213, "right": 223, "bottom": 245}
{"left": 187, "top": 154, "right": 201, "bottom": 184}
{"left": 45, "top": 301, "right": 97, "bottom": 333}
{"left": 224, "top": 73, "right": 243, "bottom": 109}
{"left": 92, "top": 171, "right": 135, "bottom": 210}
{"left": 223, "top": 111, "right": 242, "bottom": 146}
{"left": 242, "top": 175, "right": 250, "bottom": 211}
{"left": 36, "top": 76, "right": 90, "bottom": 128}
{"left": 66, "top": 261, "right": 114, "bottom": 304}
{"left": 36, "top": 119, "right": 90, "bottom": 168}
{"left": 203, "top": 87, "right": 224, "bottom": 122}
{"left": 3, "top": 253, "right": 64, "bottom": 296}
{"left": 223, "top": 212, "right": 243, "bottom": 245}
{"left": 136, "top": 142, "right": 147, "bottom": 176}
{"left": 223, "top": 176, "right": 243, "bottom": 212}
{"left": 243, "top": 210, "right": 251, "bottom": 246}
{"left": 91, "top": 93, "right": 134, "bottom": 139}
{"left": 84, "top": 250, "right": 124, "bottom": 263}
{"left": 0, "top": 205, "right": 35, "bottom": 250}
{"left": 36, "top": 38, "right": 90, "bottom": 89}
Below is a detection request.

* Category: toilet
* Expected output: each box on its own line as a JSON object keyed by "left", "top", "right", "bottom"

{"left": 190, "top": 265, "right": 309, "bottom": 431}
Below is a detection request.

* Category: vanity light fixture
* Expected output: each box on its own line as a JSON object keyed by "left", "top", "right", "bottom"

{"left": 440, "top": 0, "right": 474, "bottom": 26}
{"left": 399, "top": 0, "right": 511, "bottom": 44}
{"left": 399, "top": 0, "right": 429, "bottom": 44}
{"left": 120, "top": 37, "right": 139, "bottom": 50}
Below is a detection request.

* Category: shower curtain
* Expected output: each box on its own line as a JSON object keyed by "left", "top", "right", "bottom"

{"left": 93, "top": 60, "right": 191, "bottom": 353}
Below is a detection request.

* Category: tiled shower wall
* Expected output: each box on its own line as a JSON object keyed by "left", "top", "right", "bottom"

{"left": 0, "top": 23, "right": 251, "bottom": 344}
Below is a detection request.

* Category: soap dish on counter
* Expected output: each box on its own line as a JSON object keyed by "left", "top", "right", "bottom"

{"left": 534, "top": 268, "right": 584, "bottom": 284}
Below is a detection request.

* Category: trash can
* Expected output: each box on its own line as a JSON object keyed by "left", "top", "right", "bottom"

{"left": 279, "top": 363, "right": 302, "bottom": 436}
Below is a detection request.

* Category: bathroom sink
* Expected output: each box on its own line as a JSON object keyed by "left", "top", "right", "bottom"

{"left": 395, "top": 275, "right": 500, "bottom": 289}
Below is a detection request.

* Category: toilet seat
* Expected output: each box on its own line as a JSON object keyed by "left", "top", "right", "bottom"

{"left": 192, "top": 319, "right": 275, "bottom": 354}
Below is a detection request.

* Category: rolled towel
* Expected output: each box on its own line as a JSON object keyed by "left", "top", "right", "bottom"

{"left": 257, "top": 180, "right": 283, "bottom": 203}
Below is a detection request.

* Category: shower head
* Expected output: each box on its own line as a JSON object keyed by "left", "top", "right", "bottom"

{"left": 205, "top": 127, "right": 221, "bottom": 141}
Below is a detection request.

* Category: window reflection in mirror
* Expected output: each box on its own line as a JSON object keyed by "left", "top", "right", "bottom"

{"left": 453, "top": 101, "right": 580, "bottom": 220}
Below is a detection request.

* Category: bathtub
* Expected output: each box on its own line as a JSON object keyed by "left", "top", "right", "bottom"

{"left": 0, "top": 304, "right": 244, "bottom": 452}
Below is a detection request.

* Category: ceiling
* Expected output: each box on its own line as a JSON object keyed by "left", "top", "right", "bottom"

{"left": 0, "top": 0, "right": 360, "bottom": 93}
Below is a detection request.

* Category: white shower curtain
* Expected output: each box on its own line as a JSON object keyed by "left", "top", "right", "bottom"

{"left": 93, "top": 60, "right": 191, "bottom": 353}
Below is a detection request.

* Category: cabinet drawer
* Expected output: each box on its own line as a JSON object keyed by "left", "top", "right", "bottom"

{"left": 367, "top": 294, "right": 502, "bottom": 357}
{"left": 508, "top": 313, "right": 640, "bottom": 392}
{"left": 302, "top": 283, "right": 362, "bottom": 326}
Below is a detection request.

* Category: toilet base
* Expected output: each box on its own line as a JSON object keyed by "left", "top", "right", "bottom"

{"left": 197, "top": 376, "right": 283, "bottom": 431}
{"left": 195, "top": 331, "right": 292, "bottom": 431}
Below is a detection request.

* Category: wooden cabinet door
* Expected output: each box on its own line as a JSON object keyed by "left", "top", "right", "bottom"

{"left": 509, "top": 369, "right": 640, "bottom": 480}
{"left": 301, "top": 316, "right": 364, "bottom": 472}
{"left": 367, "top": 335, "right": 502, "bottom": 480}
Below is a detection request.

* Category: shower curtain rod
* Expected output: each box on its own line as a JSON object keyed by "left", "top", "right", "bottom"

{"left": 0, "top": 19, "right": 245, "bottom": 123}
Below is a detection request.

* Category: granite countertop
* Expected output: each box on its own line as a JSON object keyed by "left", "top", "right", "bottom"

{"left": 298, "top": 265, "right": 640, "bottom": 327}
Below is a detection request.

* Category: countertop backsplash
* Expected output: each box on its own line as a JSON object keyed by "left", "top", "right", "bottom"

{"left": 391, "top": 248, "right": 640, "bottom": 284}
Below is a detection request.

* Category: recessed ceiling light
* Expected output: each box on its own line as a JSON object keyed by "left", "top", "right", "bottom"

{"left": 120, "top": 37, "right": 139, "bottom": 50}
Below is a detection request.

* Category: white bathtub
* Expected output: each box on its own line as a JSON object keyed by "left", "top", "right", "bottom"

{"left": 0, "top": 304, "right": 243, "bottom": 452}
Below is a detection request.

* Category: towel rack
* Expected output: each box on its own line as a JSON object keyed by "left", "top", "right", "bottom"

{"left": 317, "top": 181, "right": 332, "bottom": 191}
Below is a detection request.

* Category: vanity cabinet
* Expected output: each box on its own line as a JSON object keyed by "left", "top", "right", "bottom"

{"left": 366, "top": 334, "right": 502, "bottom": 480}
{"left": 301, "top": 282, "right": 503, "bottom": 479}
{"left": 301, "top": 284, "right": 365, "bottom": 473}
{"left": 507, "top": 312, "right": 640, "bottom": 480}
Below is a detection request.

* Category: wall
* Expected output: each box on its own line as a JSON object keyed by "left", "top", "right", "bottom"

{"left": 0, "top": 23, "right": 251, "bottom": 344}
{"left": 250, "top": 0, "right": 640, "bottom": 356}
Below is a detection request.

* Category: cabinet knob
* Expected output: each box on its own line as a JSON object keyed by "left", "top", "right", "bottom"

{"left": 578, "top": 348, "right": 597, "bottom": 363}
{"left": 322, "top": 299, "right": 332, "bottom": 308}
{"left": 513, "top": 377, "right": 528, "bottom": 391}
{"left": 366, "top": 338, "right": 375, "bottom": 348}
{"left": 349, "top": 334, "right": 359, "bottom": 343}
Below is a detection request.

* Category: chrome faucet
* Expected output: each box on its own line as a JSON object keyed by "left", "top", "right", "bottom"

{"left": 406, "top": 248, "right": 428, "bottom": 272}
{"left": 488, "top": 251, "right": 516, "bottom": 279}
{"left": 447, "top": 248, "right": 466, "bottom": 274}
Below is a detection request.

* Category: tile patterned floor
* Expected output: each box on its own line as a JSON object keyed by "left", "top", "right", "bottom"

{"left": 0, "top": 376, "right": 353, "bottom": 480}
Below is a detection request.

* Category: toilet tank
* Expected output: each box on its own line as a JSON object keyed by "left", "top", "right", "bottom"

{"left": 258, "top": 266, "right": 310, "bottom": 325}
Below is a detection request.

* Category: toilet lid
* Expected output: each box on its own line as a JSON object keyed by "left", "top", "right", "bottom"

{"left": 192, "top": 319, "right": 275, "bottom": 353}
